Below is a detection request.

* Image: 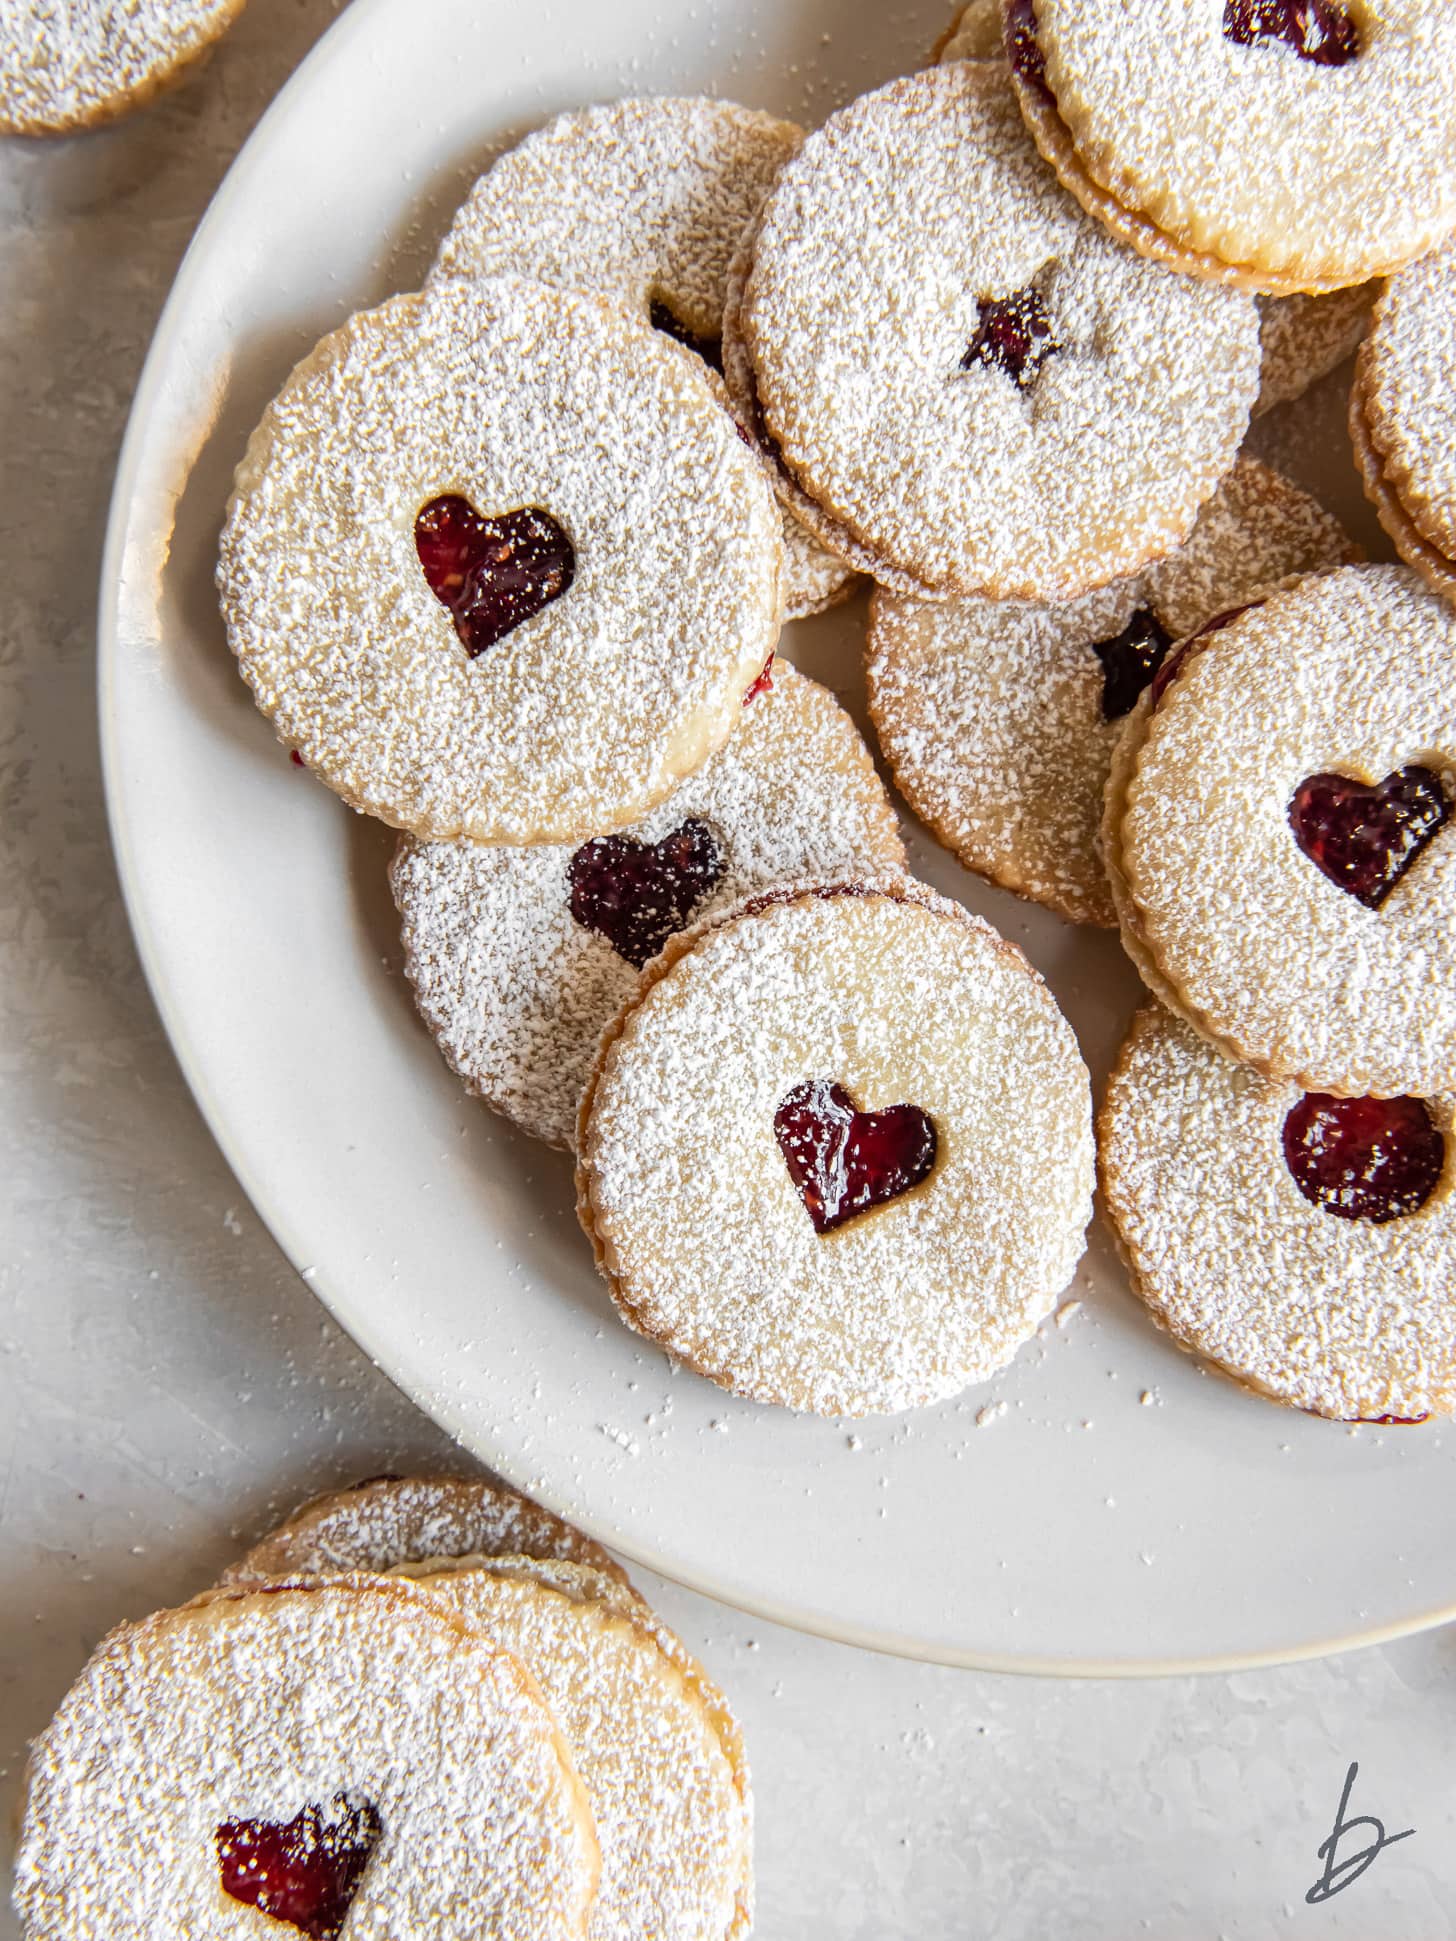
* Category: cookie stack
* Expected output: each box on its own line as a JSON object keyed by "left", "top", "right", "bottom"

{"left": 213, "top": 3, "right": 1456, "bottom": 1428}
{"left": 14, "top": 1477, "right": 752, "bottom": 1940}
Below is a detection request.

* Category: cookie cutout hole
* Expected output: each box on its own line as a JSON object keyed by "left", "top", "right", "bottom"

{"left": 1282, "top": 1092, "right": 1444, "bottom": 1225}
{"left": 567, "top": 818, "right": 727, "bottom": 967}
{"left": 415, "top": 494, "right": 574, "bottom": 658}
{"left": 648, "top": 296, "right": 724, "bottom": 376}
{"left": 1288, "top": 764, "right": 1449, "bottom": 909}
{"left": 217, "top": 1796, "right": 381, "bottom": 1941}
{"left": 1091, "top": 608, "right": 1173, "bottom": 720}
{"left": 961, "top": 284, "right": 1061, "bottom": 393}
{"left": 775, "top": 1079, "right": 938, "bottom": 1234}
{"left": 1223, "top": 0, "right": 1360, "bottom": 66}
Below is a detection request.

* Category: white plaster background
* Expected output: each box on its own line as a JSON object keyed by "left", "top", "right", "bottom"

{"left": 1, "top": 5, "right": 1454, "bottom": 1934}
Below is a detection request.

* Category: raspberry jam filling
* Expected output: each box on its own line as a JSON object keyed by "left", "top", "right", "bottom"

{"left": 1004, "top": 0, "right": 1049, "bottom": 90}
{"left": 775, "top": 1079, "right": 938, "bottom": 1234}
{"left": 1288, "top": 766, "right": 1450, "bottom": 910}
{"left": 568, "top": 818, "right": 726, "bottom": 968}
{"left": 962, "top": 287, "right": 1060, "bottom": 392}
{"left": 1146, "top": 601, "right": 1264, "bottom": 709}
{"left": 649, "top": 297, "right": 725, "bottom": 376}
{"left": 217, "top": 1797, "right": 381, "bottom": 1941}
{"left": 1223, "top": 0, "right": 1359, "bottom": 66}
{"left": 1091, "top": 608, "right": 1174, "bottom": 721}
{"left": 743, "top": 652, "right": 775, "bottom": 705}
{"left": 415, "top": 495, "right": 574, "bottom": 658}
{"left": 1283, "top": 1093, "right": 1444, "bottom": 1225}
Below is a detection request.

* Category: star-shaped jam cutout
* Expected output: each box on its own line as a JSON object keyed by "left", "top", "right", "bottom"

{"left": 962, "top": 287, "right": 1060, "bottom": 393}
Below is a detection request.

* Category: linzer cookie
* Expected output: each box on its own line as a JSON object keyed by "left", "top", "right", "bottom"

{"left": 1352, "top": 236, "right": 1456, "bottom": 603}
{"left": 1103, "top": 565, "right": 1456, "bottom": 1099}
{"left": 1007, "top": 0, "right": 1456, "bottom": 293}
{"left": 394, "top": 1559, "right": 752, "bottom": 1941}
{"left": 217, "top": 277, "right": 782, "bottom": 845}
{"left": 219, "top": 1474, "right": 631, "bottom": 1591}
{"left": 0, "top": 0, "right": 247, "bottom": 134}
{"left": 12, "top": 1576, "right": 599, "bottom": 1941}
{"left": 391, "top": 663, "right": 905, "bottom": 1150}
{"left": 737, "top": 63, "right": 1259, "bottom": 600}
{"left": 577, "top": 881, "right": 1093, "bottom": 1417}
{"left": 867, "top": 460, "right": 1352, "bottom": 926}
{"left": 932, "top": 0, "right": 1002, "bottom": 62}
{"left": 429, "top": 97, "right": 854, "bottom": 619}
{"left": 1100, "top": 1004, "right": 1456, "bottom": 1422}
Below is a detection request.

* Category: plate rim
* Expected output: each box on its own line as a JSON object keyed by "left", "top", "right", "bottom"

{"left": 95, "top": 0, "right": 1456, "bottom": 1678}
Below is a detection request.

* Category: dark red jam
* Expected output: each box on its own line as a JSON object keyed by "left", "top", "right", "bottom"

{"left": 1004, "top": 0, "right": 1049, "bottom": 90}
{"left": 415, "top": 495, "right": 574, "bottom": 658}
{"left": 1091, "top": 608, "right": 1174, "bottom": 720}
{"left": 1146, "top": 601, "right": 1264, "bottom": 709}
{"left": 1223, "top": 0, "right": 1359, "bottom": 65}
{"left": 1288, "top": 766, "right": 1449, "bottom": 909}
{"left": 649, "top": 297, "right": 725, "bottom": 376}
{"left": 1282, "top": 1092, "right": 1445, "bottom": 1225}
{"left": 743, "top": 652, "right": 775, "bottom": 705}
{"left": 217, "top": 1797, "right": 381, "bottom": 1940}
{"left": 774, "top": 1079, "right": 938, "bottom": 1234}
{"left": 962, "top": 286, "right": 1060, "bottom": 392}
{"left": 567, "top": 818, "right": 726, "bottom": 967}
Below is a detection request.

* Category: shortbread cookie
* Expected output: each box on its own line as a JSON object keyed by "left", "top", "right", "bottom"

{"left": 392, "top": 663, "right": 906, "bottom": 1149}
{"left": 220, "top": 1474, "right": 631, "bottom": 1591}
{"left": 1254, "top": 287, "right": 1373, "bottom": 416}
{"left": 1353, "top": 237, "right": 1456, "bottom": 596}
{"left": 577, "top": 880, "right": 1093, "bottom": 1416}
{"left": 1100, "top": 1003, "right": 1456, "bottom": 1422}
{"left": 0, "top": 0, "right": 246, "bottom": 135}
{"left": 218, "top": 276, "right": 782, "bottom": 845}
{"left": 395, "top": 1559, "right": 751, "bottom": 1941}
{"left": 867, "top": 461, "right": 1353, "bottom": 926}
{"left": 739, "top": 63, "right": 1259, "bottom": 601}
{"left": 1104, "top": 565, "right": 1456, "bottom": 1098}
{"left": 932, "top": 0, "right": 1002, "bottom": 62}
{"left": 1012, "top": 0, "right": 1456, "bottom": 292}
{"left": 13, "top": 1576, "right": 598, "bottom": 1941}
{"left": 429, "top": 97, "right": 853, "bottom": 620}
{"left": 1351, "top": 386, "right": 1456, "bottom": 606}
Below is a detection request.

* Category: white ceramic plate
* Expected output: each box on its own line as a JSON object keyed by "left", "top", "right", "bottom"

{"left": 100, "top": 0, "right": 1456, "bottom": 1674}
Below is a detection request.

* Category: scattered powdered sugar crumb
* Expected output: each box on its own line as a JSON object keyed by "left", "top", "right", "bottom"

{"left": 976, "top": 1401, "right": 1008, "bottom": 1428}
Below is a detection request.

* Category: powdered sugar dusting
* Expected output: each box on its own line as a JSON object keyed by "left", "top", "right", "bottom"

{"left": 13, "top": 1577, "right": 598, "bottom": 1940}
{"left": 217, "top": 277, "right": 782, "bottom": 844}
{"left": 868, "top": 460, "right": 1353, "bottom": 926}
{"left": 578, "top": 881, "right": 1093, "bottom": 1417}
{"left": 1100, "top": 1004, "right": 1456, "bottom": 1421}
{"left": 219, "top": 1474, "right": 629, "bottom": 1590}
{"left": 1254, "top": 287, "right": 1373, "bottom": 416}
{"left": 1360, "top": 234, "right": 1456, "bottom": 562}
{"left": 741, "top": 64, "right": 1259, "bottom": 599}
{"left": 0, "top": 0, "right": 245, "bottom": 134}
{"left": 391, "top": 664, "right": 904, "bottom": 1150}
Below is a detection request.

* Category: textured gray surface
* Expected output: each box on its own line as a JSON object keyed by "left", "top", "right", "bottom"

{"left": 2, "top": 5, "right": 1455, "bottom": 1935}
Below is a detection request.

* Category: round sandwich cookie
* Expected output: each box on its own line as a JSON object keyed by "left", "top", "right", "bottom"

{"left": 1006, "top": 0, "right": 1456, "bottom": 293}
{"left": 1352, "top": 235, "right": 1456, "bottom": 602}
{"left": 220, "top": 1473, "right": 631, "bottom": 1592}
{"left": 218, "top": 276, "right": 783, "bottom": 846}
{"left": 867, "top": 460, "right": 1353, "bottom": 927}
{"left": 738, "top": 63, "right": 1260, "bottom": 601}
{"left": 1103, "top": 564, "right": 1456, "bottom": 1099}
{"left": 393, "top": 1559, "right": 752, "bottom": 1941}
{"left": 932, "top": 0, "right": 1003, "bottom": 62}
{"left": 13, "top": 1576, "right": 599, "bottom": 1941}
{"left": 429, "top": 97, "right": 854, "bottom": 620}
{"left": 1100, "top": 1003, "right": 1456, "bottom": 1423}
{"left": 391, "top": 662, "right": 906, "bottom": 1150}
{"left": 0, "top": 0, "right": 246, "bottom": 134}
{"left": 576, "top": 880, "right": 1094, "bottom": 1417}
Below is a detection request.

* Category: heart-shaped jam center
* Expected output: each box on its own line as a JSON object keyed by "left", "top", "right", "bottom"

{"left": 568, "top": 818, "right": 726, "bottom": 967}
{"left": 649, "top": 297, "right": 725, "bottom": 376}
{"left": 1223, "top": 0, "right": 1359, "bottom": 65}
{"left": 775, "top": 1079, "right": 938, "bottom": 1234}
{"left": 1091, "top": 608, "right": 1173, "bottom": 721}
{"left": 962, "top": 286, "right": 1060, "bottom": 392}
{"left": 1288, "top": 766, "right": 1449, "bottom": 910}
{"left": 217, "top": 1797, "right": 381, "bottom": 1940}
{"left": 1283, "top": 1093, "right": 1444, "bottom": 1224}
{"left": 415, "top": 495, "right": 574, "bottom": 658}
